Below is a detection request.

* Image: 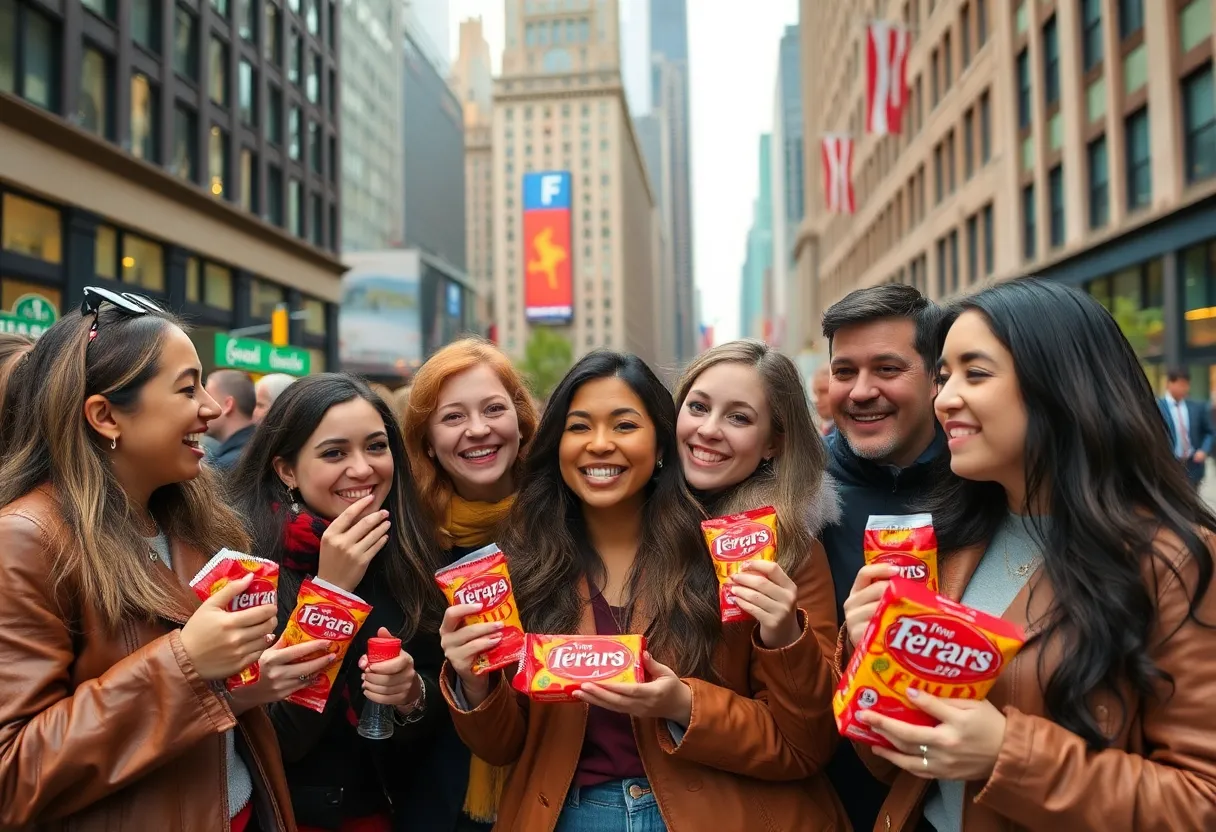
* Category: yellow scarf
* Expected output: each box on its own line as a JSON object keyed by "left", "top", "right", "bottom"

{"left": 442, "top": 493, "right": 515, "bottom": 822}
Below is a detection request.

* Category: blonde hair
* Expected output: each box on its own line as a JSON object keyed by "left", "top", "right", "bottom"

{"left": 403, "top": 339, "right": 538, "bottom": 548}
{"left": 675, "top": 340, "right": 828, "bottom": 571}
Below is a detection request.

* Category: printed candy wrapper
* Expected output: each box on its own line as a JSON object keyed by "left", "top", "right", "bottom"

{"left": 189, "top": 549, "right": 280, "bottom": 691}
{"left": 833, "top": 578, "right": 1025, "bottom": 749}
{"left": 434, "top": 543, "right": 525, "bottom": 675}
{"left": 512, "top": 634, "right": 646, "bottom": 703}
{"left": 282, "top": 577, "right": 373, "bottom": 713}
{"left": 864, "top": 513, "right": 940, "bottom": 592}
{"left": 700, "top": 506, "right": 778, "bottom": 623}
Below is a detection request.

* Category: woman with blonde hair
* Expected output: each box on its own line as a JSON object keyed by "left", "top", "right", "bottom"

{"left": 403, "top": 337, "right": 538, "bottom": 830}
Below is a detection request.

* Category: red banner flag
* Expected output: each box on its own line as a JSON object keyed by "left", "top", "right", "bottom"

{"left": 866, "top": 21, "right": 911, "bottom": 136}
{"left": 821, "top": 135, "right": 856, "bottom": 215}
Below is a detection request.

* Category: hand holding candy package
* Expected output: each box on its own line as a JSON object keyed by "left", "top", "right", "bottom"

{"left": 189, "top": 549, "right": 280, "bottom": 690}
{"left": 512, "top": 634, "right": 647, "bottom": 703}
{"left": 281, "top": 577, "right": 373, "bottom": 712}
{"left": 700, "top": 506, "right": 779, "bottom": 623}
{"left": 434, "top": 543, "right": 526, "bottom": 675}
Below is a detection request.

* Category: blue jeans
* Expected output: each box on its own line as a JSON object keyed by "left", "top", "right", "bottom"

{"left": 554, "top": 778, "right": 666, "bottom": 832}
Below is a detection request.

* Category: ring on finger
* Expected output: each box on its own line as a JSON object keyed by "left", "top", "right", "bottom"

{"left": 298, "top": 673, "right": 310, "bottom": 682}
{"left": 919, "top": 744, "right": 929, "bottom": 768}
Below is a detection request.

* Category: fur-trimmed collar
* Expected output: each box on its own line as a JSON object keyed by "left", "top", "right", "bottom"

{"left": 700, "top": 467, "right": 842, "bottom": 537}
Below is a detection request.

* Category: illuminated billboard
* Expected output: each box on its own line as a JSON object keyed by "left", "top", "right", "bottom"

{"left": 522, "top": 171, "right": 573, "bottom": 324}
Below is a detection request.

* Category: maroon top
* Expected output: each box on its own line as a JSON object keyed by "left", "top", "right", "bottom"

{"left": 572, "top": 592, "right": 647, "bottom": 787}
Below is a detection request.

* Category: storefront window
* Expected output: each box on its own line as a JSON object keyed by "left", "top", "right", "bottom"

{"left": 121, "top": 233, "right": 165, "bottom": 291}
{"left": 1183, "top": 241, "right": 1216, "bottom": 348}
{"left": 186, "top": 256, "right": 201, "bottom": 302}
{"left": 251, "top": 277, "right": 285, "bottom": 319}
{"left": 2, "top": 193, "right": 62, "bottom": 263}
{"left": 204, "top": 263, "right": 234, "bottom": 309}
{"left": 95, "top": 224, "right": 118, "bottom": 278}
{"left": 303, "top": 297, "right": 326, "bottom": 335}
{"left": 1085, "top": 258, "right": 1165, "bottom": 359}
{"left": 1, "top": 278, "right": 61, "bottom": 317}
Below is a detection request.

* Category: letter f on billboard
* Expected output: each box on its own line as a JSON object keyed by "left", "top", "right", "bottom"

{"left": 541, "top": 174, "right": 562, "bottom": 206}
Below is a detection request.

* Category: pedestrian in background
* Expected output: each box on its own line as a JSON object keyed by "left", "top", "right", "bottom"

{"left": 0, "top": 289, "right": 291, "bottom": 831}
{"left": 254, "top": 372, "right": 298, "bottom": 423}
{"left": 205, "top": 369, "right": 258, "bottom": 471}
{"left": 1158, "top": 367, "right": 1214, "bottom": 488}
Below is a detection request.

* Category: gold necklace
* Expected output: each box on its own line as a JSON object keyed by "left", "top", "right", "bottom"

{"left": 1003, "top": 545, "right": 1039, "bottom": 579}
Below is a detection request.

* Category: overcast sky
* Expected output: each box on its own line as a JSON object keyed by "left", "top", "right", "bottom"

{"left": 448, "top": 0, "right": 800, "bottom": 343}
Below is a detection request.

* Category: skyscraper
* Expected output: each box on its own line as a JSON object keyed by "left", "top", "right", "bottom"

{"left": 648, "top": 0, "right": 695, "bottom": 361}
{"left": 740, "top": 134, "right": 773, "bottom": 341}
{"left": 493, "top": 0, "right": 668, "bottom": 365}
{"left": 770, "top": 24, "right": 804, "bottom": 355}
{"left": 402, "top": 0, "right": 450, "bottom": 70}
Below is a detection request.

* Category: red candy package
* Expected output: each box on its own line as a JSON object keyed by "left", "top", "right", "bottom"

{"left": 434, "top": 543, "right": 525, "bottom": 675}
{"left": 189, "top": 549, "right": 280, "bottom": 690}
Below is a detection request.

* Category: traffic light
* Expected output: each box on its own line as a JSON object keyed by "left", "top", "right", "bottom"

{"left": 271, "top": 304, "right": 289, "bottom": 346}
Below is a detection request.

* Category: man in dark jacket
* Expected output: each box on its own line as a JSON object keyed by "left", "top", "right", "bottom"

{"left": 818, "top": 284, "right": 950, "bottom": 832}
{"left": 204, "top": 369, "right": 257, "bottom": 472}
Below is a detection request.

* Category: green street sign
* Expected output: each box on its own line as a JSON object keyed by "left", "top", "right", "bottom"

{"left": 0, "top": 293, "right": 60, "bottom": 338}
{"left": 214, "top": 333, "right": 310, "bottom": 377}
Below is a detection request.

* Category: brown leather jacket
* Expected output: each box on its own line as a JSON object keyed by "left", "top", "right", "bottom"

{"left": 442, "top": 543, "right": 850, "bottom": 831}
{"left": 0, "top": 489, "right": 296, "bottom": 831}
{"left": 840, "top": 530, "right": 1216, "bottom": 832}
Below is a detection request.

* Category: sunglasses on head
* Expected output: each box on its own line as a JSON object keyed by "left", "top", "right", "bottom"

{"left": 80, "top": 286, "right": 165, "bottom": 342}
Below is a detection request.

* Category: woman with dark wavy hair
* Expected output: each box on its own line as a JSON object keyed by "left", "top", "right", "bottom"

{"left": 842, "top": 279, "right": 1216, "bottom": 831}
{"left": 438, "top": 351, "right": 846, "bottom": 831}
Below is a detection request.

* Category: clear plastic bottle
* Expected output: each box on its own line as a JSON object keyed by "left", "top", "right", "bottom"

{"left": 357, "top": 636, "right": 402, "bottom": 740}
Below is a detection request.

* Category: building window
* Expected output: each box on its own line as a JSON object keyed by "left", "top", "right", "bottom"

{"left": 185, "top": 256, "right": 200, "bottom": 301}
{"left": 303, "top": 297, "right": 326, "bottom": 334}
{"left": 1180, "top": 0, "right": 1212, "bottom": 53}
{"left": 265, "top": 3, "right": 280, "bottom": 63}
{"left": 7, "top": 4, "right": 58, "bottom": 111}
{"left": 239, "top": 60, "right": 256, "bottom": 126}
{"left": 130, "top": 74, "right": 158, "bottom": 162}
{"left": 978, "top": 89, "right": 991, "bottom": 163}
{"left": 930, "top": 48, "right": 939, "bottom": 106}
{"left": 209, "top": 126, "right": 227, "bottom": 198}
{"left": 309, "top": 121, "right": 321, "bottom": 173}
{"left": 211, "top": 0, "right": 228, "bottom": 18}
{"left": 977, "top": 0, "right": 987, "bottom": 44}
{"left": 174, "top": 7, "right": 198, "bottom": 80}
{"left": 1125, "top": 107, "right": 1151, "bottom": 210}
{"left": 328, "top": 134, "right": 336, "bottom": 182}
{"left": 934, "top": 143, "right": 943, "bottom": 203}
{"left": 943, "top": 32, "right": 953, "bottom": 90}
{"left": 963, "top": 108, "right": 974, "bottom": 179}
{"left": 327, "top": 68, "right": 335, "bottom": 117}
{"left": 1119, "top": 0, "right": 1143, "bottom": 40}
{"left": 949, "top": 229, "right": 960, "bottom": 292}
{"left": 1042, "top": 16, "right": 1059, "bottom": 108}
{"left": 204, "top": 263, "right": 234, "bottom": 309}
{"left": 82, "top": 0, "right": 115, "bottom": 20}
{"left": 288, "top": 105, "right": 300, "bottom": 159}
{"left": 966, "top": 214, "right": 978, "bottom": 284}
{"left": 288, "top": 179, "right": 303, "bottom": 236}
{"left": 288, "top": 31, "right": 301, "bottom": 85}
{"left": 1088, "top": 135, "right": 1110, "bottom": 228}
{"left": 78, "top": 48, "right": 111, "bottom": 139}
{"left": 305, "top": 0, "right": 317, "bottom": 34}
{"left": 121, "top": 233, "right": 165, "bottom": 291}
{"left": 251, "top": 278, "right": 285, "bottom": 318}
{"left": 946, "top": 130, "right": 956, "bottom": 193}
{"left": 306, "top": 52, "right": 318, "bottom": 103}
{"left": 1182, "top": 65, "right": 1216, "bottom": 184}
{"left": 982, "top": 203, "right": 994, "bottom": 275}
{"left": 132, "top": 0, "right": 159, "bottom": 53}
{"left": 1048, "top": 165, "right": 1064, "bottom": 248}
{"left": 268, "top": 85, "right": 282, "bottom": 144}
{"left": 209, "top": 37, "right": 228, "bottom": 105}
{"left": 310, "top": 193, "right": 322, "bottom": 245}
{"left": 937, "top": 236, "right": 947, "bottom": 297}
{"left": 240, "top": 148, "right": 257, "bottom": 212}
{"left": 961, "top": 3, "right": 971, "bottom": 68}
{"left": 1022, "top": 183, "right": 1036, "bottom": 261}
{"left": 1016, "top": 49, "right": 1031, "bottom": 129}
{"left": 95, "top": 224, "right": 117, "bottom": 278}
{"left": 172, "top": 104, "right": 198, "bottom": 182}
{"left": 1081, "top": 0, "right": 1103, "bottom": 71}
{"left": 1, "top": 193, "right": 62, "bottom": 263}
{"left": 238, "top": 0, "right": 256, "bottom": 41}
{"left": 268, "top": 164, "right": 283, "bottom": 225}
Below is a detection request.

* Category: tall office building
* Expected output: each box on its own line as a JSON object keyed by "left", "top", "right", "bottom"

{"left": 451, "top": 17, "right": 494, "bottom": 330}
{"left": 799, "top": 0, "right": 1216, "bottom": 396}
{"left": 493, "top": 0, "right": 668, "bottom": 366}
{"left": 771, "top": 24, "right": 805, "bottom": 357}
{"left": 647, "top": 0, "right": 695, "bottom": 361}
{"left": 341, "top": 0, "right": 404, "bottom": 252}
{"left": 740, "top": 134, "right": 773, "bottom": 340}
{"left": 402, "top": 0, "right": 449, "bottom": 70}
{"left": 0, "top": 0, "right": 344, "bottom": 371}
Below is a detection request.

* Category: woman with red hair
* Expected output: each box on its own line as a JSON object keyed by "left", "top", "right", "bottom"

{"left": 403, "top": 338, "right": 538, "bottom": 830}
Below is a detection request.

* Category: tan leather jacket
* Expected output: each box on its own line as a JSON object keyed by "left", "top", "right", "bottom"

{"left": 839, "top": 529, "right": 1216, "bottom": 832}
{"left": 0, "top": 489, "right": 295, "bottom": 831}
{"left": 442, "top": 543, "right": 850, "bottom": 831}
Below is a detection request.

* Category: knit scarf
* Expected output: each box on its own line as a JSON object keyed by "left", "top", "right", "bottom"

{"left": 280, "top": 508, "right": 361, "bottom": 728}
{"left": 442, "top": 493, "right": 516, "bottom": 549}
{"left": 441, "top": 494, "right": 515, "bottom": 824}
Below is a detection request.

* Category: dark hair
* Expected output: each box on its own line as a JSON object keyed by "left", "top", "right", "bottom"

{"left": 926, "top": 278, "right": 1215, "bottom": 750}
{"left": 0, "top": 307, "right": 248, "bottom": 627}
{"left": 229, "top": 373, "right": 446, "bottom": 638}
{"left": 821, "top": 284, "right": 946, "bottom": 372}
{"left": 504, "top": 351, "right": 721, "bottom": 679}
{"left": 208, "top": 369, "right": 256, "bottom": 418}
{"left": 1166, "top": 367, "right": 1190, "bottom": 383}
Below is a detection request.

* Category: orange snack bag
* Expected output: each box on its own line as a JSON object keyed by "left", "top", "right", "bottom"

{"left": 512, "top": 634, "right": 647, "bottom": 703}
{"left": 700, "top": 506, "right": 778, "bottom": 623}
{"left": 834, "top": 578, "right": 1025, "bottom": 749}
{"left": 282, "top": 577, "right": 373, "bottom": 712}
{"left": 864, "top": 513, "right": 939, "bottom": 592}
{"left": 189, "top": 549, "right": 280, "bottom": 691}
{"left": 434, "top": 543, "right": 525, "bottom": 675}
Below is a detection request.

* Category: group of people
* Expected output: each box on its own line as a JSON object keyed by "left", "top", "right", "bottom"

{"left": 0, "top": 276, "right": 1213, "bottom": 832}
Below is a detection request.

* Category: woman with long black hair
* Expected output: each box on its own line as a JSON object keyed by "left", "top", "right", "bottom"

{"left": 439, "top": 351, "right": 846, "bottom": 831}
{"left": 842, "top": 279, "right": 1216, "bottom": 830}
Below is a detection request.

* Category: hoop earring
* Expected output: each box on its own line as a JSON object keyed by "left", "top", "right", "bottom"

{"left": 110, "top": 437, "right": 117, "bottom": 450}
